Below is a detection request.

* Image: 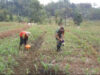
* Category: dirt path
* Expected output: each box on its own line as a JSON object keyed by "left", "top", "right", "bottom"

{"left": 13, "top": 31, "right": 46, "bottom": 75}
{"left": 0, "top": 25, "right": 29, "bottom": 39}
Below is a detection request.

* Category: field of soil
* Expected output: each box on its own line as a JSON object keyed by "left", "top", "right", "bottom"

{"left": 0, "top": 21, "right": 100, "bottom": 75}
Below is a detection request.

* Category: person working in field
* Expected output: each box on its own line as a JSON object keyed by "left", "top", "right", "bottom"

{"left": 19, "top": 31, "right": 31, "bottom": 49}
{"left": 56, "top": 26, "right": 65, "bottom": 51}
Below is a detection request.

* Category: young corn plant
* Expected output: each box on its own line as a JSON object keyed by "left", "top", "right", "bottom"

{"left": 0, "top": 57, "right": 6, "bottom": 74}
{"left": 34, "top": 64, "right": 38, "bottom": 73}
{"left": 41, "top": 62, "right": 49, "bottom": 73}
{"left": 91, "top": 68, "right": 100, "bottom": 74}
{"left": 65, "top": 64, "right": 70, "bottom": 75}
{"left": 97, "top": 56, "right": 100, "bottom": 64}
{"left": 26, "top": 68, "right": 30, "bottom": 75}
{"left": 0, "top": 62, "right": 5, "bottom": 74}
{"left": 6, "top": 68, "right": 14, "bottom": 75}
{"left": 85, "top": 68, "right": 89, "bottom": 75}
{"left": 54, "top": 64, "right": 59, "bottom": 75}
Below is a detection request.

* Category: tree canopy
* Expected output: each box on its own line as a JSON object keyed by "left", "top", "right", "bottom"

{"left": 0, "top": 0, "right": 100, "bottom": 23}
{"left": 0, "top": 0, "right": 47, "bottom": 23}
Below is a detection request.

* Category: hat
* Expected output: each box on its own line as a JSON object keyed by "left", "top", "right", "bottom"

{"left": 26, "top": 31, "right": 31, "bottom": 36}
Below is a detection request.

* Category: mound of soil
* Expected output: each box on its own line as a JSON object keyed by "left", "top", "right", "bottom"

{"left": 0, "top": 25, "right": 29, "bottom": 39}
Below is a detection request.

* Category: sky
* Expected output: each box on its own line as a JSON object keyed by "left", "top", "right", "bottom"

{"left": 39, "top": 0, "right": 100, "bottom": 7}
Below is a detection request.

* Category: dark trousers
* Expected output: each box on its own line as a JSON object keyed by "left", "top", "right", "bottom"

{"left": 20, "top": 37, "right": 28, "bottom": 46}
{"left": 57, "top": 39, "right": 62, "bottom": 51}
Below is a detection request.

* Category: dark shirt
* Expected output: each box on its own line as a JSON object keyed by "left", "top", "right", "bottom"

{"left": 56, "top": 30, "right": 63, "bottom": 39}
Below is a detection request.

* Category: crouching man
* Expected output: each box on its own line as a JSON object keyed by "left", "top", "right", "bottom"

{"left": 19, "top": 31, "right": 31, "bottom": 50}
{"left": 56, "top": 26, "right": 65, "bottom": 52}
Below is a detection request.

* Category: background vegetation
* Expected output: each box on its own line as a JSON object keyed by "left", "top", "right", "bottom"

{"left": 0, "top": 0, "right": 100, "bottom": 74}
{"left": 0, "top": 0, "right": 100, "bottom": 24}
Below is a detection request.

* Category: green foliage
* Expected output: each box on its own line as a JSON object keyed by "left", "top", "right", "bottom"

{"left": 0, "top": 21, "right": 100, "bottom": 74}
{"left": 0, "top": 0, "right": 100, "bottom": 23}
{"left": 0, "top": 0, "right": 47, "bottom": 23}
{"left": 85, "top": 68, "right": 89, "bottom": 75}
{"left": 0, "top": 10, "right": 7, "bottom": 21}
{"left": 53, "top": 64, "right": 59, "bottom": 74}
{"left": 26, "top": 68, "right": 30, "bottom": 74}
{"left": 0, "top": 57, "right": 5, "bottom": 73}
{"left": 41, "top": 62, "right": 49, "bottom": 71}
{"left": 9, "top": 14, "right": 13, "bottom": 21}
{"left": 0, "top": 23, "right": 44, "bottom": 74}
{"left": 72, "top": 12, "right": 83, "bottom": 26}
{"left": 97, "top": 56, "right": 100, "bottom": 64}
{"left": 88, "top": 8, "right": 100, "bottom": 20}
{"left": 17, "top": 16, "right": 23, "bottom": 22}
{"left": 65, "top": 64, "right": 70, "bottom": 74}
{"left": 34, "top": 64, "right": 38, "bottom": 72}
{"left": 6, "top": 68, "right": 14, "bottom": 75}
{"left": 45, "top": 1, "right": 100, "bottom": 21}
{"left": 58, "top": 18, "right": 63, "bottom": 25}
{"left": 45, "top": 0, "right": 72, "bottom": 25}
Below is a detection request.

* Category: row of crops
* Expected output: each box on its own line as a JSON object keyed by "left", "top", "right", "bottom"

{"left": 0, "top": 21, "right": 100, "bottom": 74}
{"left": 0, "top": 24, "right": 43, "bottom": 74}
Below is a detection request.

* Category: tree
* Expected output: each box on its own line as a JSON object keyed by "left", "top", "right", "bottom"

{"left": 0, "top": 0, "right": 47, "bottom": 23}
{"left": 0, "top": 10, "right": 7, "bottom": 21}
{"left": 28, "top": 0, "right": 47, "bottom": 23}
{"left": 88, "top": 8, "right": 100, "bottom": 20}
{"left": 58, "top": 18, "right": 63, "bottom": 26}
{"left": 72, "top": 12, "right": 83, "bottom": 26}
{"left": 9, "top": 14, "right": 13, "bottom": 21}
{"left": 77, "top": 3, "right": 92, "bottom": 19}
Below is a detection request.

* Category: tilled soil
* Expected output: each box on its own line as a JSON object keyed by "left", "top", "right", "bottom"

{"left": 13, "top": 31, "right": 66, "bottom": 75}
{"left": 0, "top": 25, "right": 29, "bottom": 39}
{"left": 13, "top": 32, "right": 46, "bottom": 75}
